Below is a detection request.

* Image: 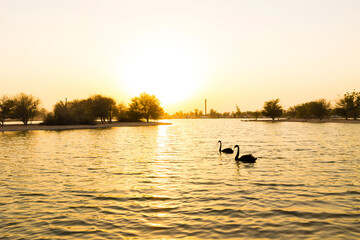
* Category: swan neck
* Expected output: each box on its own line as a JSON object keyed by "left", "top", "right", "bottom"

{"left": 235, "top": 146, "right": 240, "bottom": 159}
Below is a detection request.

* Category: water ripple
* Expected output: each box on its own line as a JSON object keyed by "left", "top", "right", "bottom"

{"left": 1, "top": 120, "right": 360, "bottom": 239}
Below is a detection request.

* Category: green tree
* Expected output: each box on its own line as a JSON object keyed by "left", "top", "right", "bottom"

{"left": 128, "top": 93, "right": 164, "bottom": 122}
{"left": 335, "top": 90, "right": 360, "bottom": 120}
{"left": 12, "top": 93, "right": 40, "bottom": 125}
{"left": 309, "top": 99, "right": 331, "bottom": 120}
{"left": 262, "top": 98, "right": 283, "bottom": 121}
{"left": 0, "top": 95, "right": 14, "bottom": 126}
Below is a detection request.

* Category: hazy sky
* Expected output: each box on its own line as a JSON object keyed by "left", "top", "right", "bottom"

{"left": 1, "top": 0, "right": 360, "bottom": 113}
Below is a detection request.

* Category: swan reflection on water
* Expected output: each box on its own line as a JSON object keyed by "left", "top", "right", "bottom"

{"left": 235, "top": 160, "right": 255, "bottom": 178}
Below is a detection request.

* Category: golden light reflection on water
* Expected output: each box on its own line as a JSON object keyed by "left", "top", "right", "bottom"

{"left": 140, "top": 125, "right": 180, "bottom": 230}
{"left": 156, "top": 124, "right": 170, "bottom": 152}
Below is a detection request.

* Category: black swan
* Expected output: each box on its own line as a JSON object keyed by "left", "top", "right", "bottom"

{"left": 218, "top": 140, "right": 234, "bottom": 154}
{"left": 234, "top": 145, "right": 257, "bottom": 163}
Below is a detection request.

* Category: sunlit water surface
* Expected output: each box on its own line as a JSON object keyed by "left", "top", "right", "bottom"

{"left": 1, "top": 119, "right": 359, "bottom": 239}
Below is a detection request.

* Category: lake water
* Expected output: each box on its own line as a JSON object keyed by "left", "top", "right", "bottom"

{"left": 1, "top": 119, "right": 359, "bottom": 239}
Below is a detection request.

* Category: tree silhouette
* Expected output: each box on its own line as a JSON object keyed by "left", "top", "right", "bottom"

{"left": 45, "top": 98, "right": 96, "bottom": 125}
{"left": 115, "top": 102, "right": 128, "bottom": 122}
{"left": 235, "top": 105, "right": 241, "bottom": 118}
{"left": 209, "top": 109, "right": 220, "bottom": 118}
{"left": 262, "top": 98, "right": 283, "bottom": 121}
{"left": 253, "top": 110, "right": 261, "bottom": 120}
{"left": 0, "top": 95, "right": 14, "bottom": 126}
{"left": 335, "top": 98, "right": 349, "bottom": 119}
{"left": 128, "top": 93, "right": 164, "bottom": 122}
{"left": 335, "top": 90, "right": 360, "bottom": 120}
{"left": 194, "top": 109, "right": 200, "bottom": 118}
{"left": 12, "top": 93, "right": 40, "bottom": 125}
{"left": 309, "top": 99, "right": 331, "bottom": 120}
{"left": 89, "top": 95, "right": 117, "bottom": 123}
{"left": 52, "top": 100, "right": 72, "bottom": 124}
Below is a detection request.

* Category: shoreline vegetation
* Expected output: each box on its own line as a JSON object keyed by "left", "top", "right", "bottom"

{"left": 1, "top": 90, "right": 359, "bottom": 127}
{"left": 0, "top": 122, "right": 171, "bottom": 132}
{"left": 242, "top": 118, "right": 360, "bottom": 123}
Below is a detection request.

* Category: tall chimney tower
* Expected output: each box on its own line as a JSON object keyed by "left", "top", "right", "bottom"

{"left": 205, "top": 99, "right": 207, "bottom": 116}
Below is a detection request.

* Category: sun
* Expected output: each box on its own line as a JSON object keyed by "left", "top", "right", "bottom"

{"left": 117, "top": 30, "right": 207, "bottom": 106}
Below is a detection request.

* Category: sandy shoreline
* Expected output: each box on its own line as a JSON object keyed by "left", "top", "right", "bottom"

{"left": 0, "top": 122, "right": 171, "bottom": 132}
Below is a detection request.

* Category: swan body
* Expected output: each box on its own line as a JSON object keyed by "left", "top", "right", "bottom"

{"left": 234, "top": 145, "right": 257, "bottom": 163}
{"left": 218, "top": 140, "right": 234, "bottom": 154}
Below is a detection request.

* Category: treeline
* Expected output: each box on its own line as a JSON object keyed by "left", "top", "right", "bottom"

{"left": 0, "top": 92, "right": 164, "bottom": 126}
{"left": 1, "top": 90, "right": 359, "bottom": 126}
{"left": 166, "top": 106, "right": 262, "bottom": 119}
{"left": 167, "top": 90, "right": 360, "bottom": 121}
{"left": 260, "top": 90, "right": 360, "bottom": 120}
